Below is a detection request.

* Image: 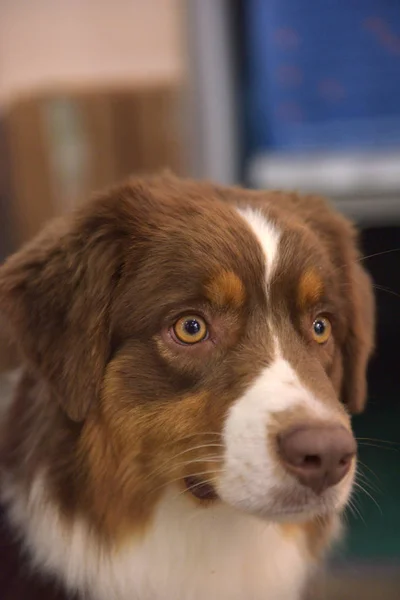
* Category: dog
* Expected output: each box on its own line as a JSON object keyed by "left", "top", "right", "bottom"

{"left": 0, "top": 174, "right": 375, "bottom": 600}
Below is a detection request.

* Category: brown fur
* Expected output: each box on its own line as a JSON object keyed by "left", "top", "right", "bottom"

{"left": 281, "top": 515, "right": 339, "bottom": 560}
{"left": 297, "top": 269, "right": 324, "bottom": 310}
{"left": 0, "top": 173, "right": 375, "bottom": 553}
{"left": 205, "top": 270, "right": 246, "bottom": 308}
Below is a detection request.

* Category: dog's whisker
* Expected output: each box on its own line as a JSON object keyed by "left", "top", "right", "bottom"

{"left": 355, "top": 468, "right": 381, "bottom": 496}
{"left": 341, "top": 508, "right": 350, "bottom": 525}
{"left": 346, "top": 497, "right": 366, "bottom": 525}
{"left": 148, "top": 469, "right": 224, "bottom": 497}
{"left": 146, "top": 453, "right": 224, "bottom": 475}
{"left": 357, "top": 437, "right": 399, "bottom": 446}
{"left": 357, "top": 441, "right": 399, "bottom": 452}
{"left": 141, "top": 444, "right": 225, "bottom": 483}
{"left": 372, "top": 284, "right": 400, "bottom": 300}
{"left": 340, "top": 281, "right": 400, "bottom": 301}
{"left": 345, "top": 498, "right": 356, "bottom": 520}
{"left": 333, "top": 248, "right": 400, "bottom": 275}
{"left": 160, "top": 432, "right": 223, "bottom": 447}
{"left": 173, "top": 473, "right": 223, "bottom": 501}
{"left": 146, "top": 432, "right": 223, "bottom": 456}
{"left": 359, "top": 248, "right": 400, "bottom": 262}
{"left": 356, "top": 459, "right": 382, "bottom": 484}
{"left": 352, "top": 481, "right": 383, "bottom": 515}
{"left": 358, "top": 474, "right": 380, "bottom": 494}
{"left": 150, "top": 456, "right": 223, "bottom": 478}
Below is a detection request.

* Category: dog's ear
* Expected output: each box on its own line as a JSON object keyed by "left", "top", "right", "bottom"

{"left": 0, "top": 189, "right": 132, "bottom": 422}
{"left": 319, "top": 211, "right": 375, "bottom": 414}
{"left": 341, "top": 259, "right": 375, "bottom": 414}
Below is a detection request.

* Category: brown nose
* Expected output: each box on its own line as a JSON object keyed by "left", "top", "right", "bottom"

{"left": 278, "top": 425, "right": 356, "bottom": 494}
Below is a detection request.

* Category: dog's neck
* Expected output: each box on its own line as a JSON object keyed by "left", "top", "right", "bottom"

{"left": 1, "top": 469, "right": 317, "bottom": 600}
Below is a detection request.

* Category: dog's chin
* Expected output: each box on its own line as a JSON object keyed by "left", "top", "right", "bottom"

{"left": 217, "top": 482, "right": 351, "bottom": 524}
{"left": 184, "top": 475, "right": 352, "bottom": 524}
{"left": 243, "top": 503, "right": 326, "bottom": 524}
{"left": 260, "top": 505, "right": 330, "bottom": 523}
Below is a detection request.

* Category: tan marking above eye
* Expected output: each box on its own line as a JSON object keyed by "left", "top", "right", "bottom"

{"left": 312, "top": 317, "right": 332, "bottom": 344}
{"left": 204, "top": 270, "right": 245, "bottom": 308}
{"left": 173, "top": 315, "right": 208, "bottom": 344}
{"left": 298, "top": 269, "right": 324, "bottom": 309}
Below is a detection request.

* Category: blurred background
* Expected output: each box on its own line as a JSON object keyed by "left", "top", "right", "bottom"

{"left": 0, "top": 1, "right": 399, "bottom": 597}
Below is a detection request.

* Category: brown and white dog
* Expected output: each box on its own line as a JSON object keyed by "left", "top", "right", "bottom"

{"left": 0, "top": 174, "right": 374, "bottom": 600}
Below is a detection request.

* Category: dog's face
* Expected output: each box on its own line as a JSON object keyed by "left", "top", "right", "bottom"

{"left": 0, "top": 176, "right": 374, "bottom": 537}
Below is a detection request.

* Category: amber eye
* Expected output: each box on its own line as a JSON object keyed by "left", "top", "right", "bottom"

{"left": 312, "top": 317, "right": 332, "bottom": 344}
{"left": 173, "top": 315, "right": 208, "bottom": 344}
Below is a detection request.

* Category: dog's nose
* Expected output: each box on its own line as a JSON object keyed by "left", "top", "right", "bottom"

{"left": 278, "top": 425, "right": 356, "bottom": 494}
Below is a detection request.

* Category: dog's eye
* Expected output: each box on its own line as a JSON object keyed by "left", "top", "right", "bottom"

{"left": 172, "top": 315, "right": 208, "bottom": 344}
{"left": 312, "top": 317, "right": 332, "bottom": 344}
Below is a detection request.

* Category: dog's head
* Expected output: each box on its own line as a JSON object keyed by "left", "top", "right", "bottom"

{"left": 0, "top": 175, "right": 374, "bottom": 535}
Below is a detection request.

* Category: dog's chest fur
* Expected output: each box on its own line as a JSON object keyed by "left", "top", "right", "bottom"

{"left": 3, "top": 479, "right": 312, "bottom": 600}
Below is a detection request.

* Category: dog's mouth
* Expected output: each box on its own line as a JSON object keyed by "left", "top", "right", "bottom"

{"left": 184, "top": 476, "right": 219, "bottom": 501}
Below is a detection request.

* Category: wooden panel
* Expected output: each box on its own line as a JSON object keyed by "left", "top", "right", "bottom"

{"left": 0, "top": 85, "right": 182, "bottom": 372}
{"left": 5, "top": 98, "right": 54, "bottom": 247}
{"left": 0, "top": 118, "right": 14, "bottom": 260}
{"left": 4, "top": 85, "right": 182, "bottom": 247}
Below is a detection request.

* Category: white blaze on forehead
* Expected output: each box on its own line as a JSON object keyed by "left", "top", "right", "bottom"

{"left": 237, "top": 207, "right": 281, "bottom": 283}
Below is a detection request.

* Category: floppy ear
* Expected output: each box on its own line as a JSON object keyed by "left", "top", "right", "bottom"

{"left": 0, "top": 193, "right": 128, "bottom": 422}
{"left": 341, "top": 259, "right": 375, "bottom": 414}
